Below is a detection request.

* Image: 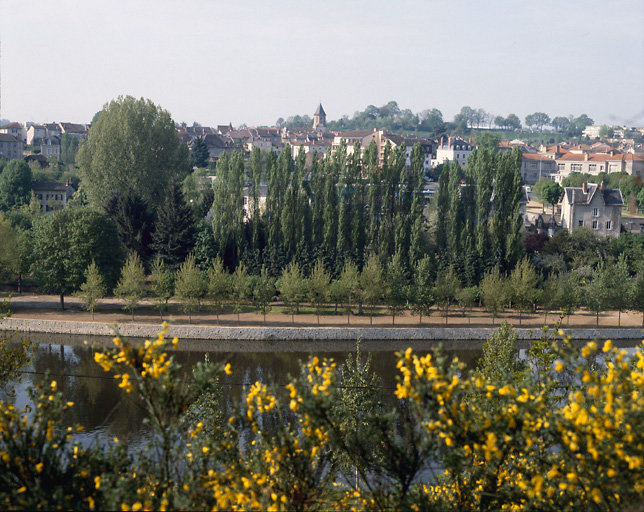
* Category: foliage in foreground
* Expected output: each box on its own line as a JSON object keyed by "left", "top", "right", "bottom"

{"left": 0, "top": 324, "right": 642, "bottom": 511}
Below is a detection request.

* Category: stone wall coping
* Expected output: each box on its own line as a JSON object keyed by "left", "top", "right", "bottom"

{"left": 1, "top": 317, "right": 642, "bottom": 341}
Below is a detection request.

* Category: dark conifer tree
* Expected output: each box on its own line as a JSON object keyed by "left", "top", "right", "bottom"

{"left": 190, "top": 136, "right": 209, "bottom": 168}
{"left": 105, "top": 189, "right": 155, "bottom": 266}
{"left": 151, "top": 180, "right": 195, "bottom": 269}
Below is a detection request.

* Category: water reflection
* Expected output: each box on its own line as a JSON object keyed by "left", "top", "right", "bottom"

{"left": 8, "top": 332, "right": 639, "bottom": 446}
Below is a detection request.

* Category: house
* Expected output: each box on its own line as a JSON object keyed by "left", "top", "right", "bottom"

{"left": 32, "top": 180, "right": 76, "bottom": 213}
{"left": 560, "top": 182, "right": 623, "bottom": 238}
{"left": 26, "top": 124, "right": 47, "bottom": 145}
{"left": 58, "top": 122, "right": 88, "bottom": 139}
{"left": 431, "top": 136, "right": 474, "bottom": 168}
{"left": 0, "top": 134, "right": 24, "bottom": 160}
{"left": 554, "top": 152, "right": 644, "bottom": 181}
{"left": 0, "top": 122, "right": 27, "bottom": 143}
{"left": 519, "top": 153, "right": 559, "bottom": 184}
{"left": 40, "top": 136, "right": 61, "bottom": 160}
{"left": 242, "top": 181, "right": 268, "bottom": 219}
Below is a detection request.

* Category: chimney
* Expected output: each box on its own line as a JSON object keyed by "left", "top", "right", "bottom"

{"left": 582, "top": 182, "right": 588, "bottom": 194}
{"left": 585, "top": 153, "right": 589, "bottom": 161}
{"left": 600, "top": 181, "right": 605, "bottom": 192}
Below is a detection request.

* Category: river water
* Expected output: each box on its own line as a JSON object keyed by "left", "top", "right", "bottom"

{"left": 4, "top": 331, "right": 640, "bottom": 446}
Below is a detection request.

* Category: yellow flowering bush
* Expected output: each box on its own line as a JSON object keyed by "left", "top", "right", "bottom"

{"left": 0, "top": 324, "right": 642, "bottom": 511}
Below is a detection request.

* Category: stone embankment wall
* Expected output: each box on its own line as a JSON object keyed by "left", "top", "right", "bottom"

{"left": 1, "top": 318, "right": 641, "bottom": 342}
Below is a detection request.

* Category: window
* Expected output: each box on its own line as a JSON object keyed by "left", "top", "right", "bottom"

{"left": 593, "top": 208, "right": 598, "bottom": 217}
{"left": 558, "top": 163, "right": 565, "bottom": 171}
{"left": 571, "top": 163, "right": 583, "bottom": 172}
{"left": 588, "top": 164, "right": 596, "bottom": 173}
{"left": 606, "top": 221, "right": 612, "bottom": 230}
{"left": 578, "top": 220, "right": 584, "bottom": 227}
{"left": 592, "top": 220, "right": 598, "bottom": 229}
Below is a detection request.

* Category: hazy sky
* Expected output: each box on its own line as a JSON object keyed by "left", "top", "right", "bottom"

{"left": 1, "top": 0, "right": 643, "bottom": 127}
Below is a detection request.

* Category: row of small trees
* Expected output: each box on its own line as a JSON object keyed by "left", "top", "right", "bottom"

{"left": 77, "top": 251, "right": 644, "bottom": 326}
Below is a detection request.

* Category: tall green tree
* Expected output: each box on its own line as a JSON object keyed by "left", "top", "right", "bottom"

{"left": 77, "top": 96, "right": 190, "bottom": 209}
{"left": 333, "top": 260, "right": 361, "bottom": 324}
{"left": 631, "top": 272, "right": 644, "bottom": 327}
{"left": 534, "top": 179, "right": 562, "bottom": 216}
{"left": 75, "top": 260, "right": 106, "bottom": 320}
{"left": 31, "top": 208, "right": 122, "bottom": 309}
{"left": 0, "top": 160, "right": 32, "bottom": 212}
{"left": 115, "top": 252, "right": 147, "bottom": 321}
{"left": 152, "top": 180, "right": 195, "bottom": 269}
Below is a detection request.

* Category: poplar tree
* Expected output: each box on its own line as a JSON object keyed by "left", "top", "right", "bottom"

{"left": 76, "top": 261, "right": 106, "bottom": 320}
{"left": 115, "top": 252, "right": 147, "bottom": 321}
{"left": 435, "top": 163, "right": 450, "bottom": 261}
{"left": 365, "top": 141, "right": 381, "bottom": 255}
{"left": 408, "top": 143, "right": 426, "bottom": 268}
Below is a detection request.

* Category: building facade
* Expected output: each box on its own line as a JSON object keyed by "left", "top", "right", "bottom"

{"left": 560, "top": 182, "right": 623, "bottom": 238}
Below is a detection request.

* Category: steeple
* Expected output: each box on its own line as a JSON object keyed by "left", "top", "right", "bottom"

{"left": 313, "top": 103, "right": 326, "bottom": 131}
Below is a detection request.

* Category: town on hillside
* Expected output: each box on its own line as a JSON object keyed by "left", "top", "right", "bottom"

{"left": 1, "top": 103, "right": 643, "bottom": 236}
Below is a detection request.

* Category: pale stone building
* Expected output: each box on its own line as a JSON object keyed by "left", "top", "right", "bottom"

{"left": 560, "top": 182, "right": 623, "bottom": 238}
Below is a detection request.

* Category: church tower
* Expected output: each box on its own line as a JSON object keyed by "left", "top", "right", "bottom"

{"left": 313, "top": 103, "right": 326, "bottom": 132}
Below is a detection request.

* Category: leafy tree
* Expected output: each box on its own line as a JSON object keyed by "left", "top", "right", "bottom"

{"left": 525, "top": 112, "right": 551, "bottom": 132}
{"left": 480, "top": 267, "right": 506, "bottom": 325}
{"left": 105, "top": 189, "right": 156, "bottom": 265}
{"left": 534, "top": 178, "right": 562, "bottom": 215}
{"left": 75, "top": 260, "right": 106, "bottom": 320}
{"left": 330, "top": 260, "right": 360, "bottom": 323}
{"left": 0, "top": 160, "right": 32, "bottom": 211}
{"left": 631, "top": 272, "right": 644, "bottom": 326}
{"left": 609, "top": 255, "right": 631, "bottom": 327}
{"left": 475, "top": 322, "right": 521, "bottom": 385}
{"left": 207, "top": 257, "right": 229, "bottom": 323}
{"left": 151, "top": 180, "right": 195, "bottom": 270}
{"left": 505, "top": 113, "right": 522, "bottom": 131}
{"left": 598, "top": 125, "right": 614, "bottom": 139}
{"left": 230, "top": 263, "right": 251, "bottom": 323}
{"left": 455, "top": 286, "right": 478, "bottom": 323}
{"left": 277, "top": 261, "right": 306, "bottom": 324}
{"left": 77, "top": 95, "right": 190, "bottom": 209}
{"left": 554, "top": 272, "right": 581, "bottom": 324}
{"left": 585, "top": 261, "right": 611, "bottom": 326}
{"left": 31, "top": 208, "right": 122, "bottom": 309}
{"left": 190, "top": 136, "right": 209, "bottom": 168}
{"left": 360, "top": 254, "right": 384, "bottom": 325}
{"left": 411, "top": 256, "right": 435, "bottom": 325}
{"left": 386, "top": 252, "right": 408, "bottom": 326}
{"left": 115, "top": 252, "right": 147, "bottom": 321}
{"left": 150, "top": 257, "right": 174, "bottom": 320}
{"left": 252, "top": 266, "right": 276, "bottom": 323}
{"left": 551, "top": 116, "right": 571, "bottom": 133}
{"left": 0, "top": 214, "right": 20, "bottom": 281}
{"left": 507, "top": 258, "right": 540, "bottom": 325}
{"left": 175, "top": 254, "right": 206, "bottom": 323}
{"left": 308, "top": 260, "right": 330, "bottom": 325}
{"left": 433, "top": 265, "right": 460, "bottom": 325}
